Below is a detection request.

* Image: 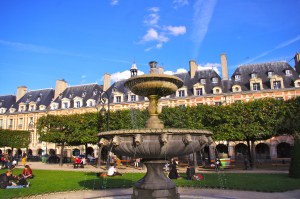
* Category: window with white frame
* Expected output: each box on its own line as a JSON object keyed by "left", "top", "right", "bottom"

{"left": 75, "top": 101, "right": 81, "bottom": 108}
{"left": 215, "top": 102, "right": 222, "bottom": 106}
{"left": 235, "top": 75, "right": 241, "bottom": 81}
{"left": 253, "top": 83, "right": 261, "bottom": 91}
{"left": 232, "top": 85, "right": 241, "bottom": 92}
{"left": 273, "top": 81, "right": 281, "bottom": 89}
{"left": 29, "top": 104, "right": 35, "bottom": 111}
{"left": 195, "top": 88, "right": 203, "bottom": 96}
{"left": 178, "top": 90, "right": 185, "bottom": 97}
{"left": 285, "top": 70, "right": 292, "bottom": 76}
{"left": 9, "top": 119, "right": 13, "bottom": 128}
{"left": 251, "top": 73, "right": 257, "bottom": 78}
{"left": 89, "top": 100, "right": 93, "bottom": 107}
{"left": 267, "top": 71, "right": 274, "bottom": 78}
{"left": 200, "top": 78, "right": 206, "bottom": 84}
{"left": 212, "top": 77, "right": 218, "bottom": 83}
{"left": 0, "top": 108, "right": 7, "bottom": 114}
{"left": 18, "top": 118, "right": 23, "bottom": 128}
{"left": 39, "top": 105, "right": 46, "bottom": 110}
{"left": 63, "top": 102, "right": 69, "bottom": 109}
{"left": 116, "top": 96, "right": 121, "bottom": 103}
{"left": 130, "top": 95, "right": 136, "bottom": 102}
{"left": 19, "top": 105, "right": 26, "bottom": 112}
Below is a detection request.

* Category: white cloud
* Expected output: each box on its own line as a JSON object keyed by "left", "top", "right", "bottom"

{"left": 164, "top": 26, "right": 186, "bottom": 36}
{"left": 241, "top": 34, "right": 300, "bottom": 65}
{"left": 111, "top": 70, "right": 145, "bottom": 82}
{"left": 192, "top": 0, "right": 217, "bottom": 57}
{"left": 110, "top": 0, "right": 119, "bottom": 6}
{"left": 164, "top": 68, "right": 188, "bottom": 75}
{"left": 197, "top": 63, "right": 221, "bottom": 74}
{"left": 142, "top": 28, "right": 159, "bottom": 42}
{"left": 141, "top": 28, "right": 169, "bottom": 48}
{"left": 173, "top": 0, "right": 189, "bottom": 9}
{"left": 81, "top": 75, "right": 86, "bottom": 79}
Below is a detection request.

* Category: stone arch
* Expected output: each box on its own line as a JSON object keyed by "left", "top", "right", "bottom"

{"left": 72, "top": 148, "right": 80, "bottom": 156}
{"left": 49, "top": 149, "right": 56, "bottom": 156}
{"left": 216, "top": 144, "right": 228, "bottom": 158}
{"left": 277, "top": 142, "right": 291, "bottom": 158}
{"left": 255, "top": 143, "right": 270, "bottom": 159}
{"left": 86, "top": 147, "right": 94, "bottom": 156}
{"left": 37, "top": 148, "right": 43, "bottom": 156}
{"left": 235, "top": 143, "right": 248, "bottom": 160}
{"left": 28, "top": 149, "right": 33, "bottom": 156}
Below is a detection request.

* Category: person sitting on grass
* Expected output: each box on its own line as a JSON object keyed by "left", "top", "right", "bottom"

{"left": 16, "top": 174, "right": 30, "bottom": 187}
{"left": 0, "top": 170, "right": 24, "bottom": 189}
{"left": 107, "top": 166, "right": 122, "bottom": 176}
{"left": 22, "top": 165, "right": 33, "bottom": 179}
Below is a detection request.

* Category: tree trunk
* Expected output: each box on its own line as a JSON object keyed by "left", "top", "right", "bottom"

{"left": 246, "top": 139, "right": 252, "bottom": 169}
{"left": 97, "top": 145, "right": 103, "bottom": 168}
{"left": 59, "top": 142, "right": 65, "bottom": 167}
{"left": 250, "top": 139, "right": 256, "bottom": 169}
{"left": 85, "top": 143, "right": 88, "bottom": 158}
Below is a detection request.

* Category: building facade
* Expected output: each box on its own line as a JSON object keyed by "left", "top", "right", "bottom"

{"left": 1, "top": 53, "right": 300, "bottom": 162}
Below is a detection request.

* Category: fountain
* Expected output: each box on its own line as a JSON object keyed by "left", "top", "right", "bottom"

{"left": 98, "top": 61, "right": 213, "bottom": 199}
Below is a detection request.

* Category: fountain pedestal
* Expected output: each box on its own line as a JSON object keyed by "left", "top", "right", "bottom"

{"left": 132, "top": 160, "right": 179, "bottom": 199}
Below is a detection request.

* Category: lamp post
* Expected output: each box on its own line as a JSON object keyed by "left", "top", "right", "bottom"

{"left": 96, "top": 90, "right": 110, "bottom": 168}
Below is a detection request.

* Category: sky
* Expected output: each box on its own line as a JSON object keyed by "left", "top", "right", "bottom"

{"left": 0, "top": 0, "right": 300, "bottom": 96}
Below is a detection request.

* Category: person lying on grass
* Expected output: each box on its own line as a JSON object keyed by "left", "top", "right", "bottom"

{"left": 107, "top": 166, "right": 122, "bottom": 176}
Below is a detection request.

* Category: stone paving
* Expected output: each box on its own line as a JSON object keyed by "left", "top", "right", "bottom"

{"left": 12, "top": 162, "right": 300, "bottom": 199}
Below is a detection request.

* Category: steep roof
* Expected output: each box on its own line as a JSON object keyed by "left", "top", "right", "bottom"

{"left": 0, "top": 95, "right": 16, "bottom": 111}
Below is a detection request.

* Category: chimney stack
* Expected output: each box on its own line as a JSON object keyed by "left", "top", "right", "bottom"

{"left": 54, "top": 79, "right": 68, "bottom": 99}
{"left": 221, "top": 53, "right": 229, "bottom": 80}
{"left": 295, "top": 52, "right": 300, "bottom": 74}
{"left": 16, "top": 86, "right": 27, "bottom": 101}
{"left": 189, "top": 60, "right": 198, "bottom": 78}
{"left": 103, "top": 73, "right": 111, "bottom": 91}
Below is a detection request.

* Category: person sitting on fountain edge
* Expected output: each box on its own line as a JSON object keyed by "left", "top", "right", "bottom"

{"left": 168, "top": 159, "right": 179, "bottom": 179}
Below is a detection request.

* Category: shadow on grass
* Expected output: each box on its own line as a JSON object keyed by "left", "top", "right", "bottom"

{"left": 78, "top": 177, "right": 135, "bottom": 190}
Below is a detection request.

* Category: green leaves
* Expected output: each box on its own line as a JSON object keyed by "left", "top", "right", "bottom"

{"left": 0, "top": 129, "right": 30, "bottom": 149}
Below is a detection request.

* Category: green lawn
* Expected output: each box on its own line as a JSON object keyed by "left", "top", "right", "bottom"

{"left": 1, "top": 169, "right": 300, "bottom": 199}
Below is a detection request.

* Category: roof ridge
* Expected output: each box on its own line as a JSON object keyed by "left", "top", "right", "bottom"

{"left": 238, "top": 61, "right": 287, "bottom": 67}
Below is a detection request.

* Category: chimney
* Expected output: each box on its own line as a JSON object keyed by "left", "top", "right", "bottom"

{"left": 16, "top": 86, "right": 27, "bottom": 101}
{"left": 189, "top": 60, "right": 197, "bottom": 78}
{"left": 221, "top": 53, "right": 229, "bottom": 80}
{"left": 295, "top": 52, "right": 300, "bottom": 74}
{"left": 54, "top": 79, "right": 68, "bottom": 99}
{"left": 103, "top": 73, "right": 111, "bottom": 91}
{"left": 158, "top": 67, "right": 164, "bottom": 74}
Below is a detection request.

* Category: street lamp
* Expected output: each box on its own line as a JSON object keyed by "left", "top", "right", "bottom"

{"left": 96, "top": 90, "right": 110, "bottom": 168}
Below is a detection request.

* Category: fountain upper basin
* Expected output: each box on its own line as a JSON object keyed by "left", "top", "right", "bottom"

{"left": 124, "top": 74, "right": 184, "bottom": 97}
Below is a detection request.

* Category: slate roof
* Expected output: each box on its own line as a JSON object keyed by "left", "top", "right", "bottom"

{"left": 53, "top": 83, "right": 106, "bottom": 108}
{"left": 0, "top": 95, "right": 16, "bottom": 113}
{"left": 12, "top": 89, "right": 55, "bottom": 112}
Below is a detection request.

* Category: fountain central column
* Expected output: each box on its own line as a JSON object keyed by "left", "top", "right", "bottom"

{"left": 146, "top": 95, "right": 164, "bottom": 129}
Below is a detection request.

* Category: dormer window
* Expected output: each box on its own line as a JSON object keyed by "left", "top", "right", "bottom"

{"left": 285, "top": 69, "right": 292, "bottom": 76}
{"left": 178, "top": 90, "right": 185, "bottom": 97}
{"left": 39, "top": 105, "right": 46, "bottom": 110}
{"left": 130, "top": 95, "right": 136, "bottom": 102}
{"left": 29, "top": 105, "right": 35, "bottom": 111}
{"left": 234, "top": 75, "right": 241, "bottom": 81}
{"left": 251, "top": 73, "right": 257, "bottom": 78}
{"left": 195, "top": 88, "right": 203, "bottom": 96}
{"left": 115, "top": 96, "right": 121, "bottom": 103}
{"left": 37, "top": 97, "right": 41, "bottom": 102}
{"left": 19, "top": 105, "right": 26, "bottom": 112}
{"left": 253, "top": 83, "right": 261, "bottom": 91}
{"left": 82, "top": 92, "right": 86, "bottom": 98}
{"left": 273, "top": 81, "right": 281, "bottom": 89}
{"left": 212, "top": 77, "right": 218, "bottom": 83}
{"left": 63, "top": 102, "right": 69, "bottom": 109}
{"left": 200, "top": 79, "right": 206, "bottom": 84}
{"left": 268, "top": 71, "right": 274, "bottom": 78}
{"left": 86, "top": 99, "right": 95, "bottom": 107}
{"left": 75, "top": 101, "right": 81, "bottom": 108}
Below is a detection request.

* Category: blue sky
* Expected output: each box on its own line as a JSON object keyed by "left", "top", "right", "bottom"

{"left": 0, "top": 0, "right": 299, "bottom": 96}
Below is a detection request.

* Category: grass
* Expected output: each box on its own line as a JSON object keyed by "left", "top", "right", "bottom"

{"left": 1, "top": 169, "right": 300, "bottom": 199}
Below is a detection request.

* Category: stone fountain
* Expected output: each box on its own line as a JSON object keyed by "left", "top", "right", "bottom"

{"left": 98, "top": 61, "right": 213, "bottom": 199}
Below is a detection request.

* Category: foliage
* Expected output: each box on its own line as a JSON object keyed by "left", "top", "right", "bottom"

{"left": 0, "top": 129, "right": 30, "bottom": 149}
{"left": 289, "top": 136, "right": 300, "bottom": 178}
{"left": 1, "top": 169, "right": 300, "bottom": 198}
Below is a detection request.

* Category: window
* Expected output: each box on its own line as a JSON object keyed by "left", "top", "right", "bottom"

{"left": 37, "top": 97, "right": 41, "bottom": 102}
{"left": 285, "top": 70, "right": 292, "bottom": 76}
{"left": 0, "top": 119, "right": 3, "bottom": 128}
{"left": 273, "top": 81, "right": 281, "bottom": 89}
{"left": 179, "top": 90, "right": 185, "bottom": 97}
{"left": 215, "top": 89, "right": 220, "bottom": 94}
{"left": 234, "top": 87, "right": 240, "bottom": 92}
{"left": 89, "top": 101, "right": 94, "bottom": 107}
{"left": 267, "top": 71, "right": 274, "bottom": 78}
{"left": 235, "top": 75, "right": 241, "bottom": 81}
{"left": 116, "top": 96, "right": 121, "bottom": 103}
{"left": 9, "top": 119, "right": 13, "bottom": 128}
{"left": 20, "top": 106, "right": 25, "bottom": 112}
{"left": 212, "top": 77, "right": 218, "bottom": 83}
{"left": 251, "top": 73, "right": 257, "bottom": 78}
{"left": 75, "top": 101, "right": 81, "bottom": 108}
{"left": 253, "top": 83, "right": 261, "bottom": 91}
{"left": 196, "top": 88, "right": 203, "bottom": 96}
{"left": 200, "top": 79, "right": 206, "bottom": 84}
{"left": 63, "top": 102, "right": 69, "bottom": 109}
{"left": 130, "top": 95, "right": 136, "bottom": 102}
{"left": 29, "top": 105, "right": 35, "bottom": 111}
{"left": 18, "top": 118, "right": 23, "bottom": 128}
{"left": 215, "top": 102, "right": 222, "bottom": 106}
{"left": 179, "top": 104, "right": 185, "bottom": 108}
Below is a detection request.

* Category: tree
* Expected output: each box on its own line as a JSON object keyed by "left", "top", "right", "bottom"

{"left": 37, "top": 114, "right": 74, "bottom": 166}
{"left": 0, "top": 129, "right": 30, "bottom": 153}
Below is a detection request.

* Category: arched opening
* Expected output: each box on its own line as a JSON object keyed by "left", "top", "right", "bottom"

{"left": 277, "top": 142, "right": 291, "bottom": 158}
{"left": 235, "top": 143, "right": 248, "bottom": 160}
{"left": 17, "top": 149, "right": 22, "bottom": 156}
{"left": 49, "top": 149, "right": 56, "bottom": 156}
{"left": 72, "top": 149, "right": 80, "bottom": 156}
{"left": 255, "top": 143, "right": 270, "bottom": 159}
{"left": 28, "top": 149, "right": 33, "bottom": 156}
{"left": 216, "top": 144, "right": 228, "bottom": 158}
{"left": 7, "top": 149, "right": 12, "bottom": 155}
{"left": 37, "top": 149, "right": 43, "bottom": 156}
{"left": 86, "top": 147, "right": 94, "bottom": 156}
{"left": 0, "top": 149, "right": 2, "bottom": 154}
